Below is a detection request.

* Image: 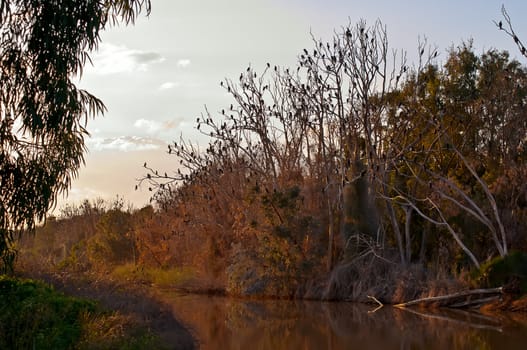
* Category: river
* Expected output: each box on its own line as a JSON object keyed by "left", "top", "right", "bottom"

{"left": 159, "top": 293, "right": 527, "bottom": 350}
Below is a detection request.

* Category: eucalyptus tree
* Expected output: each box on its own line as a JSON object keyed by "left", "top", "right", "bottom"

{"left": 382, "top": 45, "right": 527, "bottom": 269}
{"left": 0, "top": 0, "right": 151, "bottom": 271}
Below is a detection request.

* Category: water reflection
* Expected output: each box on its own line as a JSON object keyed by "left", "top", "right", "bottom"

{"left": 160, "top": 293, "right": 527, "bottom": 350}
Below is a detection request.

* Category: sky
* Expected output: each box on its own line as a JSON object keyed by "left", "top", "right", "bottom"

{"left": 62, "top": 0, "right": 527, "bottom": 210}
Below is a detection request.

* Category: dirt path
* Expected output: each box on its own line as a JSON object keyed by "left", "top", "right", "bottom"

{"left": 20, "top": 271, "right": 196, "bottom": 350}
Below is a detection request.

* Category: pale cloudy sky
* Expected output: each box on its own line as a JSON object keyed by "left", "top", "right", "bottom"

{"left": 62, "top": 0, "right": 527, "bottom": 209}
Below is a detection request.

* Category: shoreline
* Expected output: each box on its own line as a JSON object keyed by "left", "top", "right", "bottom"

{"left": 15, "top": 266, "right": 527, "bottom": 350}
{"left": 18, "top": 271, "right": 196, "bottom": 350}
{"left": 105, "top": 272, "right": 527, "bottom": 313}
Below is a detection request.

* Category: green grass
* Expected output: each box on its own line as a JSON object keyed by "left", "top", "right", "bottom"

{"left": 0, "top": 275, "right": 165, "bottom": 350}
{"left": 112, "top": 264, "right": 194, "bottom": 288}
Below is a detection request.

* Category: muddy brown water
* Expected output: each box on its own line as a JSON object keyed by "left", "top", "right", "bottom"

{"left": 159, "top": 292, "right": 527, "bottom": 350}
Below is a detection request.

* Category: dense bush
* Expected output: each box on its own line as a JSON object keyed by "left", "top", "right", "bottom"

{"left": 0, "top": 276, "right": 165, "bottom": 349}
{"left": 0, "top": 276, "right": 95, "bottom": 349}
{"left": 476, "top": 251, "right": 527, "bottom": 294}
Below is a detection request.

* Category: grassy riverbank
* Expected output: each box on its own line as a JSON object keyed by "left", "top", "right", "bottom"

{"left": 0, "top": 275, "right": 166, "bottom": 350}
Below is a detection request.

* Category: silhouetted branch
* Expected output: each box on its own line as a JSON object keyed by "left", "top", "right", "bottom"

{"left": 495, "top": 5, "right": 527, "bottom": 58}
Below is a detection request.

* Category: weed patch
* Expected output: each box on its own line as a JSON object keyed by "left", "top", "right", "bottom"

{"left": 112, "top": 264, "right": 194, "bottom": 288}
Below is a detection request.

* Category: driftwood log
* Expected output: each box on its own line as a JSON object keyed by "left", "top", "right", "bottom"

{"left": 394, "top": 287, "right": 503, "bottom": 308}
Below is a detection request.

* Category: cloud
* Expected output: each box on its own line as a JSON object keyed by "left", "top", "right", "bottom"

{"left": 177, "top": 59, "right": 191, "bottom": 68}
{"left": 134, "top": 118, "right": 178, "bottom": 134}
{"left": 159, "top": 81, "right": 180, "bottom": 90}
{"left": 87, "top": 136, "right": 166, "bottom": 152}
{"left": 88, "top": 43, "right": 165, "bottom": 75}
{"left": 67, "top": 187, "right": 106, "bottom": 201}
{"left": 131, "top": 51, "right": 164, "bottom": 64}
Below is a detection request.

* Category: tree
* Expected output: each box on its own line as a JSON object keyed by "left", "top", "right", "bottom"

{"left": 87, "top": 206, "right": 134, "bottom": 269}
{"left": 140, "top": 21, "right": 411, "bottom": 276}
{"left": 382, "top": 45, "right": 526, "bottom": 269}
{"left": 0, "top": 0, "right": 151, "bottom": 272}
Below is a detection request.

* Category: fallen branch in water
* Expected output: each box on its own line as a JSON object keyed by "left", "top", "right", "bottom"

{"left": 449, "top": 295, "right": 501, "bottom": 308}
{"left": 367, "top": 295, "right": 384, "bottom": 313}
{"left": 394, "top": 287, "right": 503, "bottom": 308}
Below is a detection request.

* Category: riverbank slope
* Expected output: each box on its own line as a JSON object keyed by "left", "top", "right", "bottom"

{"left": 17, "top": 270, "right": 196, "bottom": 350}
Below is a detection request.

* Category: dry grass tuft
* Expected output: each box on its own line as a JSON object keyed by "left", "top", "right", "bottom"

{"left": 321, "top": 252, "right": 465, "bottom": 304}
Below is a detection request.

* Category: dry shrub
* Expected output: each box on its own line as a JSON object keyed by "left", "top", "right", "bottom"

{"left": 421, "top": 277, "right": 466, "bottom": 299}
{"left": 322, "top": 252, "right": 396, "bottom": 302}
{"left": 299, "top": 277, "right": 327, "bottom": 300}
{"left": 391, "top": 266, "right": 428, "bottom": 303}
{"left": 322, "top": 251, "right": 465, "bottom": 304}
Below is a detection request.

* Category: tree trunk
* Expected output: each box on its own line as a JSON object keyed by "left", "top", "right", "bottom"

{"left": 327, "top": 202, "right": 334, "bottom": 272}
{"left": 404, "top": 206, "right": 413, "bottom": 263}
